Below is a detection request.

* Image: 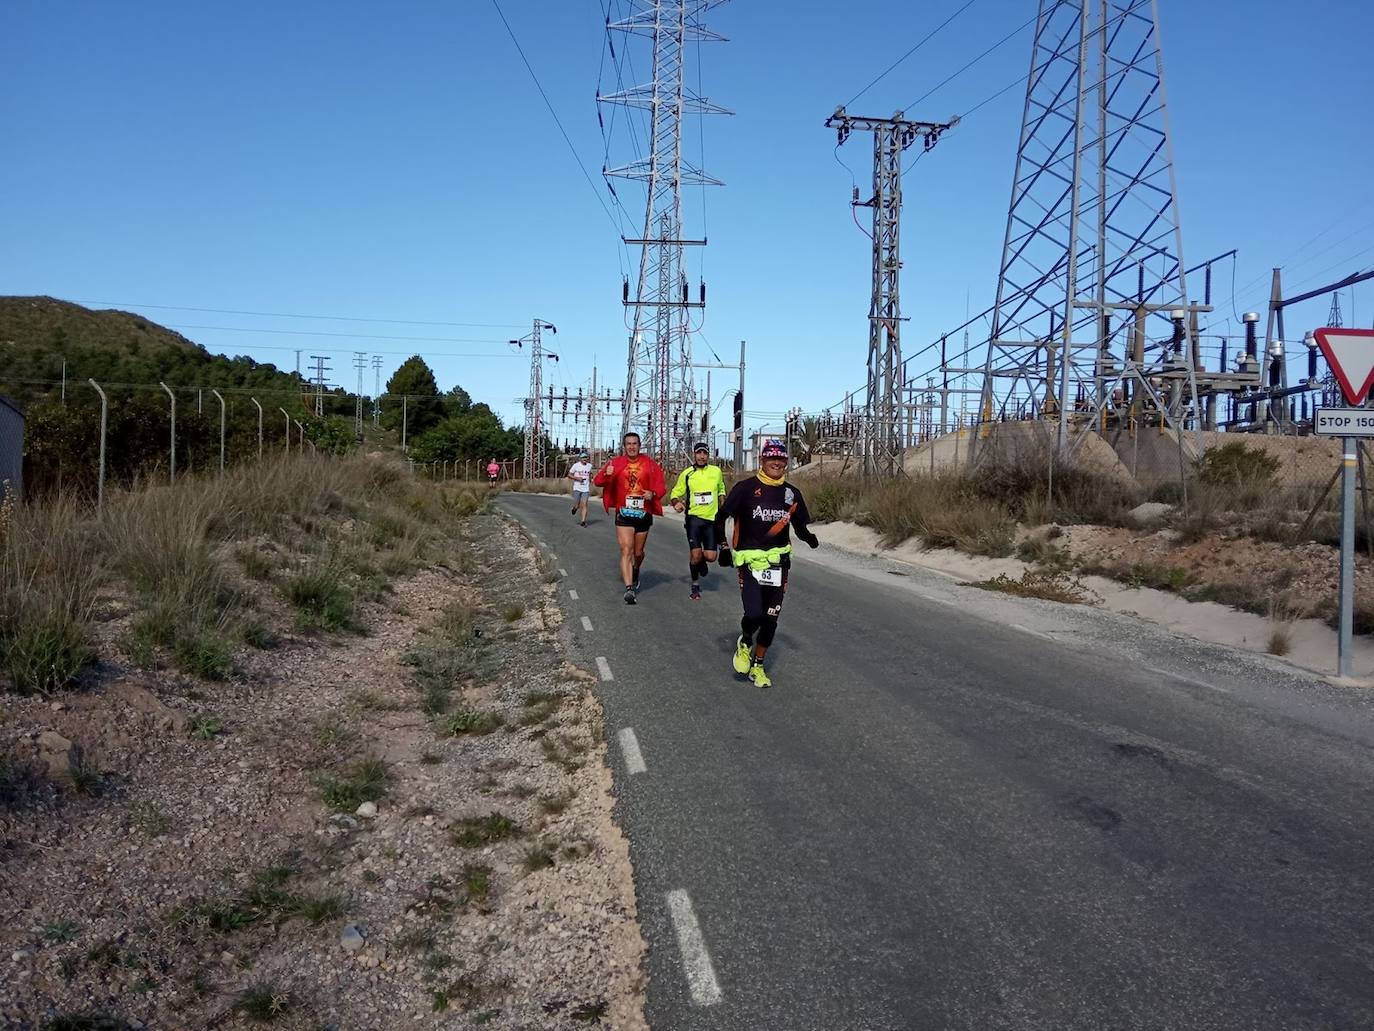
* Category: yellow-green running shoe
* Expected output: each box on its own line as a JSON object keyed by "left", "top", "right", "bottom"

{"left": 747, "top": 662, "right": 772, "bottom": 689}
{"left": 732, "top": 636, "right": 752, "bottom": 674}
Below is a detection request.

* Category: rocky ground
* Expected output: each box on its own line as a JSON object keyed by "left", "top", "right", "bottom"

{"left": 0, "top": 506, "right": 647, "bottom": 1030}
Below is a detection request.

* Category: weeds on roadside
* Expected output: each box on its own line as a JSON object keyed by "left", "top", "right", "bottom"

{"left": 450, "top": 813, "right": 520, "bottom": 848}
{"left": 970, "top": 571, "right": 1089, "bottom": 605}
{"left": 188, "top": 715, "right": 223, "bottom": 741}
{"left": 232, "top": 982, "right": 293, "bottom": 1023}
{"left": 283, "top": 564, "right": 357, "bottom": 633}
{"left": 437, "top": 707, "right": 503, "bottom": 737}
{"left": 316, "top": 757, "right": 388, "bottom": 811}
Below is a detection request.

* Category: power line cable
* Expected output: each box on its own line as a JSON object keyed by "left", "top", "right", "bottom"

{"left": 841, "top": 0, "right": 979, "bottom": 109}
{"left": 902, "top": 13, "right": 1037, "bottom": 112}
{"left": 490, "top": 0, "right": 628, "bottom": 239}
{"left": 166, "top": 324, "right": 517, "bottom": 345}
{"left": 79, "top": 300, "right": 524, "bottom": 329}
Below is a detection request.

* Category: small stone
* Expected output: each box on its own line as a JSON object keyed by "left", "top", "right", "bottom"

{"left": 340, "top": 924, "right": 366, "bottom": 952}
{"left": 11, "top": 948, "right": 35, "bottom": 962}
{"left": 50, "top": 702, "right": 67, "bottom": 712}
{"left": 355, "top": 801, "right": 378, "bottom": 819}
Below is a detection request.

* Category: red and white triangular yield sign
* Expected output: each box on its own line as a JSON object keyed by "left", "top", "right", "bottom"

{"left": 1314, "top": 327, "right": 1374, "bottom": 405}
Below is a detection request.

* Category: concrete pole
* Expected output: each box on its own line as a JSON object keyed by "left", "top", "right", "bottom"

{"left": 279, "top": 408, "right": 291, "bottom": 455}
{"left": 88, "top": 379, "right": 107, "bottom": 511}
{"left": 212, "top": 389, "right": 226, "bottom": 474}
{"left": 159, "top": 382, "right": 176, "bottom": 483}
{"left": 251, "top": 398, "right": 263, "bottom": 460}
{"left": 401, "top": 395, "right": 408, "bottom": 451}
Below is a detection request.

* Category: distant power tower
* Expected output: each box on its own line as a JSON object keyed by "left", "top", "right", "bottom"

{"left": 308, "top": 355, "right": 332, "bottom": 417}
{"left": 826, "top": 108, "right": 956, "bottom": 476}
{"left": 371, "top": 355, "right": 384, "bottom": 425}
{"left": 1328, "top": 290, "right": 1344, "bottom": 329}
{"left": 353, "top": 352, "right": 368, "bottom": 436}
{"left": 513, "top": 319, "right": 558, "bottom": 479}
{"left": 976, "top": 0, "right": 1205, "bottom": 451}
{"left": 600, "top": 0, "right": 730, "bottom": 463}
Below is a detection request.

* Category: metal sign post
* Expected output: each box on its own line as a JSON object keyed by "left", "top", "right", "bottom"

{"left": 1313, "top": 327, "right": 1374, "bottom": 678}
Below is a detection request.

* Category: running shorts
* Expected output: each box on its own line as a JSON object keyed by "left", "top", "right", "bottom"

{"left": 684, "top": 515, "right": 717, "bottom": 551}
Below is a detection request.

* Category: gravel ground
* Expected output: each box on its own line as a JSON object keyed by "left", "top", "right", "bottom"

{"left": 0, "top": 506, "right": 647, "bottom": 1030}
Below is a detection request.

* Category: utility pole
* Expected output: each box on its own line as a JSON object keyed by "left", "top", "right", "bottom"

{"left": 353, "top": 351, "right": 368, "bottom": 437}
{"left": 600, "top": 0, "right": 730, "bottom": 465}
{"left": 826, "top": 108, "right": 955, "bottom": 476}
{"left": 309, "top": 355, "right": 331, "bottom": 417}
{"left": 513, "top": 320, "right": 558, "bottom": 479}
{"left": 371, "top": 355, "right": 384, "bottom": 425}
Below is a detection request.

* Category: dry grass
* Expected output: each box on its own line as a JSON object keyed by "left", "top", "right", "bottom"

{"left": 0, "top": 455, "right": 486, "bottom": 696}
{"left": 970, "top": 570, "right": 1090, "bottom": 605}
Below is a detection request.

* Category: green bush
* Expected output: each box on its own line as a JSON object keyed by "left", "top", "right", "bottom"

{"left": 1196, "top": 441, "right": 1280, "bottom": 487}
{"left": 283, "top": 565, "right": 356, "bottom": 632}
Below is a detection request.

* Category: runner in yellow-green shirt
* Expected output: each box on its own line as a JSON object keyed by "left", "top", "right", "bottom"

{"left": 669, "top": 442, "right": 726, "bottom": 601}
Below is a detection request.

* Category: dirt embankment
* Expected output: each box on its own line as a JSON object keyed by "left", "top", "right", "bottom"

{"left": 1, "top": 508, "right": 646, "bottom": 1030}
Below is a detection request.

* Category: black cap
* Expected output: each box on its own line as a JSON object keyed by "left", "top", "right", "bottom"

{"left": 692, "top": 441, "right": 709, "bottom": 453}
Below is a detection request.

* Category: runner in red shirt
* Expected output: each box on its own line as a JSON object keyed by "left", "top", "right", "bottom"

{"left": 592, "top": 431, "right": 667, "bottom": 605}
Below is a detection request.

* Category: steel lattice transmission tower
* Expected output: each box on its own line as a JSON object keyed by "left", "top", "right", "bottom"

{"left": 600, "top": 0, "right": 729, "bottom": 463}
{"left": 826, "top": 109, "right": 956, "bottom": 476}
{"left": 515, "top": 319, "right": 558, "bottom": 479}
{"left": 976, "top": 0, "right": 1200, "bottom": 450}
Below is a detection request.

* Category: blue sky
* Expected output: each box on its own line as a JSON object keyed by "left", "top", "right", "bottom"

{"left": 3, "top": 0, "right": 1372, "bottom": 441}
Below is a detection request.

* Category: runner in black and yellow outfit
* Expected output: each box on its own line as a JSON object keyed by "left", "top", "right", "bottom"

{"left": 669, "top": 442, "right": 727, "bottom": 601}
{"left": 715, "top": 437, "right": 819, "bottom": 688}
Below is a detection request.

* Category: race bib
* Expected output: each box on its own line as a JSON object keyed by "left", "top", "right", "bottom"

{"left": 752, "top": 566, "right": 782, "bottom": 587}
{"left": 625, "top": 496, "right": 645, "bottom": 511}
{"left": 692, "top": 491, "right": 713, "bottom": 507}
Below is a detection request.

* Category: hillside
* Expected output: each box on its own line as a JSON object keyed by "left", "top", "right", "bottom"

{"left": 0, "top": 296, "right": 301, "bottom": 409}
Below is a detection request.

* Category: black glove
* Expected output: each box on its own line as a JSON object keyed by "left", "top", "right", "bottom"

{"left": 717, "top": 546, "right": 733, "bottom": 568}
{"left": 798, "top": 529, "right": 819, "bottom": 550}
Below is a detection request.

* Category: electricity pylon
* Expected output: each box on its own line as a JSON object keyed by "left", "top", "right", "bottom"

{"left": 600, "top": 0, "right": 730, "bottom": 463}
{"left": 976, "top": 0, "right": 1203, "bottom": 452}
{"left": 514, "top": 319, "right": 558, "bottom": 479}
{"left": 827, "top": 108, "right": 956, "bottom": 476}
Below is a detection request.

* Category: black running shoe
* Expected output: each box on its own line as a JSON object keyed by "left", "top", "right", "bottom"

{"left": 623, "top": 587, "right": 636, "bottom": 605}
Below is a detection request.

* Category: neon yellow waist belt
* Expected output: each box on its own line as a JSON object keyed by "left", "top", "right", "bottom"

{"left": 733, "top": 545, "right": 792, "bottom": 571}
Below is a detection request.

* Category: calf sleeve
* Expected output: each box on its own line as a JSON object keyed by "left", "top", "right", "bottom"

{"left": 740, "top": 614, "right": 761, "bottom": 644}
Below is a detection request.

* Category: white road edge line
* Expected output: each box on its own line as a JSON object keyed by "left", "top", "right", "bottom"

{"left": 617, "top": 727, "right": 647, "bottom": 774}
{"left": 559, "top": 568, "right": 568, "bottom": 577}
{"left": 581, "top": 615, "right": 594, "bottom": 632}
{"left": 666, "top": 889, "right": 723, "bottom": 1006}
{"left": 569, "top": 589, "right": 579, "bottom": 601}
{"left": 596, "top": 656, "right": 614, "bottom": 682}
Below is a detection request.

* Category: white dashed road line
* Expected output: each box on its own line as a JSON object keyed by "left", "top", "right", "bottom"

{"left": 617, "top": 727, "right": 646, "bottom": 774}
{"left": 596, "top": 656, "right": 614, "bottom": 682}
{"left": 569, "top": 589, "right": 579, "bottom": 601}
{"left": 559, "top": 568, "right": 568, "bottom": 577}
{"left": 581, "top": 616, "right": 594, "bottom": 632}
{"left": 666, "top": 889, "right": 723, "bottom": 1006}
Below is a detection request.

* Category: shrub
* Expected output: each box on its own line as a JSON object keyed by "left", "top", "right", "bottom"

{"left": 1196, "top": 441, "right": 1280, "bottom": 487}
{"left": 1, "top": 496, "right": 100, "bottom": 695}
{"left": 283, "top": 564, "right": 356, "bottom": 632}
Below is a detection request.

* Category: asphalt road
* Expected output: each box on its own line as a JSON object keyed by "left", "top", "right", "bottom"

{"left": 499, "top": 493, "right": 1374, "bottom": 1031}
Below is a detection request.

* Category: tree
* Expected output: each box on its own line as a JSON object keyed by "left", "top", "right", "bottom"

{"left": 381, "top": 356, "right": 444, "bottom": 435}
{"left": 443, "top": 385, "right": 472, "bottom": 418}
{"left": 792, "top": 416, "right": 822, "bottom": 464}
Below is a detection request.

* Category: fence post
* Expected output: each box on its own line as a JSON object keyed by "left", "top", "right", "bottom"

{"left": 251, "top": 397, "right": 263, "bottom": 460}
{"left": 401, "top": 395, "right": 408, "bottom": 451}
{"left": 279, "top": 408, "right": 291, "bottom": 455}
{"left": 159, "top": 382, "right": 176, "bottom": 483}
{"left": 212, "top": 389, "right": 226, "bottom": 474}
{"left": 293, "top": 419, "right": 306, "bottom": 453}
{"left": 88, "top": 379, "right": 107, "bottom": 511}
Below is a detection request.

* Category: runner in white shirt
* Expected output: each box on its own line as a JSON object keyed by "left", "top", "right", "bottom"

{"left": 567, "top": 452, "right": 593, "bottom": 527}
